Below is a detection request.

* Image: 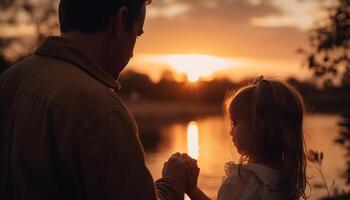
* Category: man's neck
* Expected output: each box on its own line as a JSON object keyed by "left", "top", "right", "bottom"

{"left": 61, "top": 32, "right": 119, "bottom": 78}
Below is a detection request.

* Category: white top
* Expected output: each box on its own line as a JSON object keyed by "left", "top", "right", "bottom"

{"left": 217, "top": 162, "right": 283, "bottom": 200}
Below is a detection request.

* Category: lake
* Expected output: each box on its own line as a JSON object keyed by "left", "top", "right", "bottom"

{"left": 140, "top": 114, "right": 349, "bottom": 200}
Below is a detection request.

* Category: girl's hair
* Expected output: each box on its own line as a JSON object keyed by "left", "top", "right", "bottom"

{"left": 225, "top": 76, "right": 308, "bottom": 199}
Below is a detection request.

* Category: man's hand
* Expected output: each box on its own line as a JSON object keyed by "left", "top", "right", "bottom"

{"left": 162, "top": 153, "right": 188, "bottom": 191}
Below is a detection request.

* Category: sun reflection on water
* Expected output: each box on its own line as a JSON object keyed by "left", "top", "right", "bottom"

{"left": 187, "top": 121, "right": 200, "bottom": 160}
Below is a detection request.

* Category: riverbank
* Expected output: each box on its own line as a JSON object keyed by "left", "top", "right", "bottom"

{"left": 124, "top": 100, "right": 223, "bottom": 122}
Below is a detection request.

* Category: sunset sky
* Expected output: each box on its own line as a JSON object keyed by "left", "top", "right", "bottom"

{"left": 128, "top": 0, "right": 335, "bottom": 82}
{"left": 0, "top": 0, "right": 336, "bottom": 82}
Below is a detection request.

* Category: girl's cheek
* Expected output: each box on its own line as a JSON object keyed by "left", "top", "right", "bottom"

{"left": 231, "top": 129, "right": 238, "bottom": 145}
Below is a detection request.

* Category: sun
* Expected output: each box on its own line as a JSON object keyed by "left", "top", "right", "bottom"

{"left": 187, "top": 73, "right": 200, "bottom": 82}
{"left": 157, "top": 54, "right": 239, "bottom": 82}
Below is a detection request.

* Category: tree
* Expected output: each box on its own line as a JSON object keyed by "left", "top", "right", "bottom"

{"left": 0, "top": 0, "right": 59, "bottom": 64}
{"left": 302, "top": 1, "right": 350, "bottom": 198}
{"left": 300, "top": 0, "right": 350, "bottom": 87}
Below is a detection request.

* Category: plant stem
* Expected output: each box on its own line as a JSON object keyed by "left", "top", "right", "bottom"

{"left": 314, "top": 162, "right": 330, "bottom": 197}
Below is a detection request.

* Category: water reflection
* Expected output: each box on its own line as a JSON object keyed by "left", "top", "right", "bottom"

{"left": 144, "top": 116, "right": 233, "bottom": 199}
{"left": 138, "top": 126, "right": 161, "bottom": 153}
{"left": 187, "top": 121, "right": 199, "bottom": 159}
{"left": 336, "top": 114, "right": 350, "bottom": 185}
{"left": 142, "top": 114, "right": 346, "bottom": 199}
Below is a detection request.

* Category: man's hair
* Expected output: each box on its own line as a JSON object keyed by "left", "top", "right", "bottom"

{"left": 59, "top": 0, "right": 151, "bottom": 33}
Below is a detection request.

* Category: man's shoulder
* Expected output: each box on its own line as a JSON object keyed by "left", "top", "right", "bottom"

{"left": 0, "top": 55, "right": 127, "bottom": 120}
{"left": 1, "top": 54, "right": 92, "bottom": 87}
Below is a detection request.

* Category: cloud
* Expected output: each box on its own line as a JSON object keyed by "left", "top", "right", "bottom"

{"left": 139, "top": 0, "right": 307, "bottom": 61}
{"left": 130, "top": 0, "right": 335, "bottom": 81}
{"left": 251, "top": 15, "right": 309, "bottom": 30}
{"left": 250, "top": 0, "right": 336, "bottom": 30}
{"left": 147, "top": 2, "right": 191, "bottom": 19}
{"left": 182, "top": 0, "right": 282, "bottom": 24}
{"left": 147, "top": 0, "right": 335, "bottom": 30}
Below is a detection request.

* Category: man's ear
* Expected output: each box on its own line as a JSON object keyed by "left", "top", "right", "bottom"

{"left": 109, "top": 6, "right": 129, "bottom": 37}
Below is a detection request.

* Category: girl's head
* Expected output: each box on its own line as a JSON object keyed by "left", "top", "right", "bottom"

{"left": 225, "top": 76, "right": 307, "bottom": 199}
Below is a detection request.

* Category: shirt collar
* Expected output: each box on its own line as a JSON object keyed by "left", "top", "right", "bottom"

{"left": 226, "top": 162, "right": 281, "bottom": 188}
{"left": 34, "top": 36, "right": 121, "bottom": 91}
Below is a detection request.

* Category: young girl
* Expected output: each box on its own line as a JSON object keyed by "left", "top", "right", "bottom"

{"left": 187, "top": 76, "right": 308, "bottom": 200}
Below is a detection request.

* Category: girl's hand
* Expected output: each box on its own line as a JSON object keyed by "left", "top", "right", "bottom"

{"left": 181, "top": 153, "right": 200, "bottom": 193}
{"left": 181, "top": 154, "right": 211, "bottom": 200}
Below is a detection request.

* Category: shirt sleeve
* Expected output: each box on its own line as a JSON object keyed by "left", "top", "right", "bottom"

{"left": 78, "top": 111, "right": 183, "bottom": 200}
{"left": 156, "top": 177, "right": 184, "bottom": 200}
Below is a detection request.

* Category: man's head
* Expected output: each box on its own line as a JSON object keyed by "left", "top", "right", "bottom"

{"left": 59, "top": 0, "right": 151, "bottom": 76}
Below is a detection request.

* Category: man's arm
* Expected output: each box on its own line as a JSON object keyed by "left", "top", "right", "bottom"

{"left": 78, "top": 111, "right": 184, "bottom": 200}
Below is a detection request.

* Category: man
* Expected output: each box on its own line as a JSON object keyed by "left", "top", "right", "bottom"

{"left": 0, "top": 0, "right": 197, "bottom": 199}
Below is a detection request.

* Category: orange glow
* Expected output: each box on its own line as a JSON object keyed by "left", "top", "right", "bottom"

{"left": 129, "top": 53, "right": 312, "bottom": 83}
{"left": 158, "top": 54, "right": 239, "bottom": 82}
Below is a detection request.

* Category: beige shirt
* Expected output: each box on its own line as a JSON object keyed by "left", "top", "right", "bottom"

{"left": 0, "top": 36, "right": 182, "bottom": 200}
{"left": 218, "top": 163, "right": 282, "bottom": 200}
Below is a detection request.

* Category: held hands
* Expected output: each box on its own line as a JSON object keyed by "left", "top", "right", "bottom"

{"left": 162, "top": 152, "right": 200, "bottom": 193}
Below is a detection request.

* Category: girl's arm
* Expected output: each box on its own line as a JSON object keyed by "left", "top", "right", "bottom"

{"left": 187, "top": 187, "right": 211, "bottom": 200}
